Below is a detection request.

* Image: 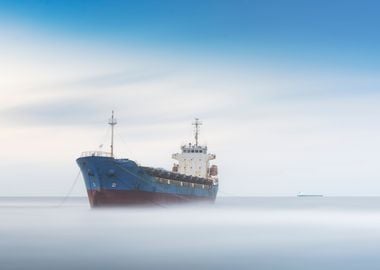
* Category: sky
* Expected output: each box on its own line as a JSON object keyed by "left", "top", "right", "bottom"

{"left": 0, "top": 0, "right": 380, "bottom": 196}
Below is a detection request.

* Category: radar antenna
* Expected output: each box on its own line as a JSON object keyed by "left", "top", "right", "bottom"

{"left": 108, "top": 111, "right": 117, "bottom": 157}
{"left": 192, "top": 118, "right": 202, "bottom": 146}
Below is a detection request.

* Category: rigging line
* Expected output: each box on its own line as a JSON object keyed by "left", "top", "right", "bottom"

{"left": 97, "top": 125, "right": 110, "bottom": 150}
{"left": 57, "top": 170, "right": 81, "bottom": 207}
{"left": 116, "top": 133, "right": 131, "bottom": 153}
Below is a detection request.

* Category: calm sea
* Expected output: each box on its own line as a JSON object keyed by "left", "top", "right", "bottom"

{"left": 1, "top": 196, "right": 380, "bottom": 270}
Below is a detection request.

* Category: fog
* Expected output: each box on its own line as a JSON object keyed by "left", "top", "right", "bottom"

{"left": 1, "top": 197, "right": 380, "bottom": 270}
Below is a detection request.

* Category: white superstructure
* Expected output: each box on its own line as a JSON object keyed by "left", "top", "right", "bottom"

{"left": 172, "top": 119, "right": 217, "bottom": 179}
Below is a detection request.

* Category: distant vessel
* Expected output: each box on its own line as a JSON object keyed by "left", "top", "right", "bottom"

{"left": 76, "top": 112, "right": 219, "bottom": 207}
{"left": 297, "top": 193, "right": 324, "bottom": 198}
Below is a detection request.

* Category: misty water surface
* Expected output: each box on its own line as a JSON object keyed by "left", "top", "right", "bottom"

{"left": 1, "top": 197, "right": 380, "bottom": 270}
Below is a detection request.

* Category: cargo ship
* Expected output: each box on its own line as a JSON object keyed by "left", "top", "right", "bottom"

{"left": 297, "top": 193, "right": 324, "bottom": 198}
{"left": 76, "top": 112, "right": 219, "bottom": 207}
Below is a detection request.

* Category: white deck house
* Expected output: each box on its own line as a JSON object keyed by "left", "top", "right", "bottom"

{"left": 172, "top": 144, "right": 215, "bottom": 178}
{"left": 172, "top": 119, "right": 217, "bottom": 179}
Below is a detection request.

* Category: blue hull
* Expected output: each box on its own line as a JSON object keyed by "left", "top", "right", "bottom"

{"left": 76, "top": 156, "right": 218, "bottom": 207}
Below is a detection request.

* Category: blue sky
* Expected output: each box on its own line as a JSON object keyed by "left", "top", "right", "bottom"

{"left": 0, "top": 1, "right": 380, "bottom": 196}
{"left": 2, "top": 0, "right": 379, "bottom": 69}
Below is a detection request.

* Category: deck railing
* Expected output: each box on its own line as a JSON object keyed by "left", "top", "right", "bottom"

{"left": 80, "top": 151, "right": 113, "bottom": 158}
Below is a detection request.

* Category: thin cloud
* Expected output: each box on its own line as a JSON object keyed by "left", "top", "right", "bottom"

{"left": 32, "top": 70, "right": 170, "bottom": 94}
{"left": 2, "top": 98, "right": 104, "bottom": 126}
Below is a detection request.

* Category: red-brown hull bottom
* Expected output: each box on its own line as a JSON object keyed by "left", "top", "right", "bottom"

{"left": 87, "top": 189, "right": 215, "bottom": 207}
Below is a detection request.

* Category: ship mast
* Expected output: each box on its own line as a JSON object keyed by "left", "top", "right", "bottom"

{"left": 108, "top": 111, "right": 117, "bottom": 157}
{"left": 192, "top": 118, "right": 202, "bottom": 146}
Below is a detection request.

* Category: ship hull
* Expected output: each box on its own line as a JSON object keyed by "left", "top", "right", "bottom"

{"left": 77, "top": 156, "right": 218, "bottom": 207}
{"left": 87, "top": 189, "right": 214, "bottom": 207}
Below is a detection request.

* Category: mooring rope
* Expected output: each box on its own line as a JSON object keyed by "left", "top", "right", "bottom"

{"left": 57, "top": 170, "right": 81, "bottom": 207}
